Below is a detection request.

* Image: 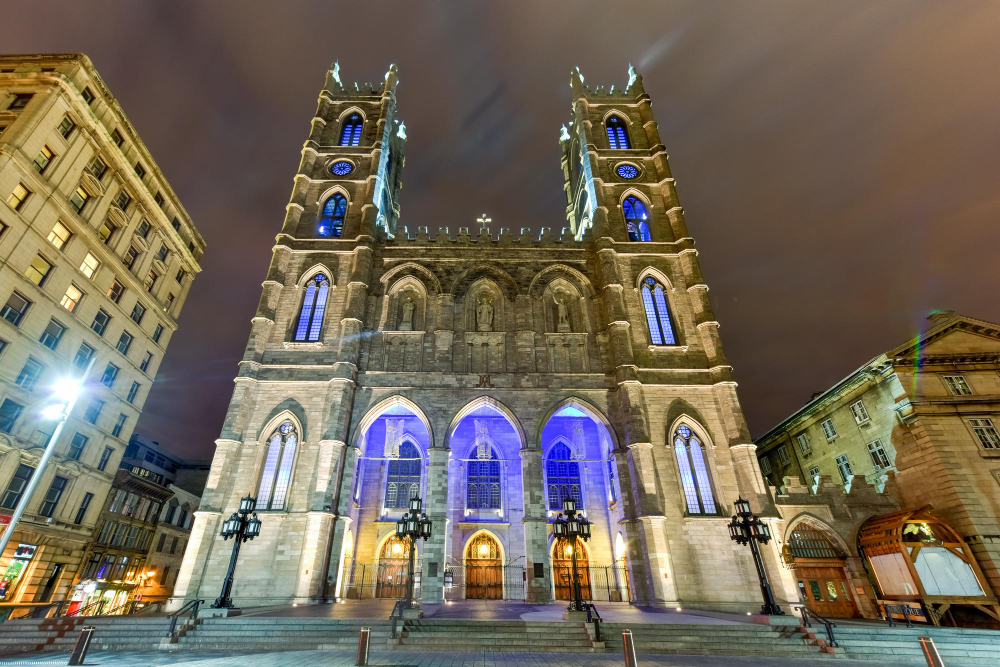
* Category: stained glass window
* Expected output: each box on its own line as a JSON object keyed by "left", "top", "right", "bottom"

{"left": 616, "top": 164, "right": 638, "bottom": 179}
{"left": 673, "top": 425, "right": 716, "bottom": 515}
{"left": 330, "top": 161, "right": 353, "bottom": 176}
{"left": 624, "top": 196, "right": 651, "bottom": 241}
{"left": 257, "top": 422, "right": 298, "bottom": 511}
{"left": 546, "top": 443, "right": 583, "bottom": 510}
{"left": 606, "top": 114, "right": 631, "bottom": 149}
{"left": 318, "top": 193, "right": 347, "bottom": 238}
{"left": 339, "top": 113, "right": 363, "bottom": 146}
{"left": 467, "top": 447, "right": 501, "bottom": 510}
{"left": 640, "top": 276, "right": 676, "bottom": 345}
{"left": 293, "top": 274, "right": 330, "bottom": 342}
{"left": 385, "top": 441, "right": 421, "bottom": 509}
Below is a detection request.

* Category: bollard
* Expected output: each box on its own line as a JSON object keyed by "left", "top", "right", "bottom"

{"left": 919, "top": 636, "right": 945, "bottom": 667}
{"left": 67, "top": 625, "right": 95, "bottom": 666}
{"left": 356, "top": 626, "right": 371, "bottom": 666}
{"left": 622, "top": 628, "right": 638, "bottom": 667}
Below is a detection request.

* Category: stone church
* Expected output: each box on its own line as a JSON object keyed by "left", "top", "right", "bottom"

{"left": 172, "top": 63, "right": 790, "bottom": 611}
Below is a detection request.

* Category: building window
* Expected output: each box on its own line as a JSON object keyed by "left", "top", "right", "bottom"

{"left": 6, "top": 183, "right": 31, "bottom": 211}
{"left": 60, "top": 284, "right": 83, "bottom": 313}
{"left": 164, "top": 293, "right": 175, "bottom": 312}
{"left": 144, "top": 271, "right": 158, "bottom": 293}
{"left": 97, "top": 219, "right": 117, "bottom": 245}
{"left": 152, "top": 323, "right": 164, "bottom": 343}
{"left": 172, "top": 218, "right": 180, "bottom": 231}
{"left": 112, "top": 413, "right": 128, "bottom": 438}
{"left": 605, "top": 114, "right": 631, "bottom": 149}
{"left": 33, "top": 145, "right": 55, "bottom": 174}
{"left": 673, "top": 425, "right": 716, "bottom": 514}
{"left": 164, "top": 500, "right": 178, "bottom": 524}
{"left": 175, "top": 268, "right": 185, "bottom": 284}
{"left": 139, "top": 351, "right": 153, "bottom": 373}
{"left": 81, "top": 87, "right": 95, "bottom": 105}
{"left": 8, "top": 93, "right": 33, "bottom": 110}
{"left": 0, "top": 464, "right": 34, "bottom": 508}
{"left": 835, "top": 454, "right": 854, "bottom": 482}
{"left": 153, "top": 192, "right": 164, "bottom": 208}
{"left": 68, "top": 432, "right": 88, "bottom": 461}
{"left": 83, "top": 398, "right": 104, "bottom": 424}
{"left": 116, "top": 331, "right": 133, "bottom": 355}
{"left": 1, "top": 292, "right": 31, "bottom": 326}
{"left": 807, "top": 465, "right": 820, "bottom": 480}
{"left": 157, "top": 533, "right": 166, "bottom": 552}
{"left": 98, "top": 446, "right": 114, "bottom": 471}
{"left": 73, "top": 342, "right": 95, "bottom": 370}
{"left": 640, "top": 276, "right": 677, "bottom": 345}
{"left": 47, "top": 221, "right": 72, "bottom": 250}
{"left": 820, "top": 418, "right": 837, "bottom": 440}
{"left": 91, "top": 308, "right": 111, "bottom": 335}
{"left": 969, "top": 418, "right": 1000, "bottom": 450}
{"left": 0, "top": 399, "right": 24, "bottom": 434}
{"left": 607, "top": 456, "right": 617, "bottom": 503}
{"left": 134, "top": 163, "right": 146, "bottom": 180}
{"left": 0, "top": 339, "right": 7, "bottom": 358}
{"left": 110, "top": 128, "right": 124, "bottom": 147}
{"left": 100, "top": 363, "right": 119, "bottom": 388}
{"left": 795, "top": 433, "right": 812, "bottom": 456}
{"left": 759, "top": 455, "right": 771, "bottom": 476}
{"left": 339, "top": 113, "right": 363, "bottom": 146}
{"left": 293, "top": 273, "right": 330, "bottom": 342}
{"left": 318, "top": 193, "right": 347, "bottom": 238}
{"left": 87, "top": 156, "right": 108, "bottom": 180}
{"left": 79, "top": 253, "right": 101, "bottom": 279}
{"left": 257, "top": 421, "right": 298, "bottom": 511}
{"left": 57, "top": 115, "right": 75, "bottom": 139}
{"left": 129, "top": 303, "right": 145, "bottom": 326}
{"left": 39, "top": 476, "right": 68, "bottom": 517}
{"left": 384, "top": 441, "right": 421, "bottom": 509}
{"left": 68, "top": 186, "right": 89, "bottom": 213}
{"left": 39, "top": 318, "right": 67, "bottom": 350}
{"left": 849, "top": 400, "right": 870, "bottom": 424}
{"left": 943, "top": 375, "right": 972, "bottom": 396}
{"left": 467, "top": 447, "right": 501, "bottom": 510}
{"left": 154, "top": 244, "right": 168, "bottom": 262}
{"left": 776, "top": 444, "right": 790, "bottom": 466}
{"left": 25, "top": 255, "right": 53, "bottom": 286}
{"left": 867, "top": 439, "right": 891, "bottom": 469}
{"left": 623, "top": 196, "right": 650, "bottom": 241}
{"left": 124, "top": 245, "right": 140, "bottom": 270}
{"left": 137, "top": 219, "right": 151, "bottom": 238}
{"left": 160, "top": 565, "right": 170, "bottom": 585}
{"left": 15, "top": 358, "right": 44, "bottom": 391}
{"left": 127, "top": 381, "right": 140, "bottom": 404}
{"left": 74, "top": 492, "right": 94, "bottom": 525}
{"left": 546, "top": 442, "right": 582, "bottom": 510}
{"left": 169, "top": 536, "right": 178, "bottom": 554}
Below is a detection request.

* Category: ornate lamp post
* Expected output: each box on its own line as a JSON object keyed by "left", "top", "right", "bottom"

{"left": 727, "top": 497, "right": 783, "bottom": 616}
{"left": 212, "top": 494, "right": 262, "bottom": 609}
{"left": 395, "top": 496, "right": 432, "bottom": 610}
{"left": 552, "top": 498, "right": 591, "bottom": 612}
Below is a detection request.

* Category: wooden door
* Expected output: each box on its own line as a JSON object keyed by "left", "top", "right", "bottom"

{"left": 465, "top": 533, "right": 502, "bottom": 599}
{"left": 376, "top": 536, "right": 411, "bottom": 599}
{"left": 552, "top": 538, "right": 592, "bottom": 601}
{"left": 795, "top": 563, "right": 859, "bottom": 618}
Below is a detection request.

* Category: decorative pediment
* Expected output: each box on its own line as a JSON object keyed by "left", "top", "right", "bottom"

{"left": 80, "top": 172, "right": 104, "bottom": 197}
{"left": 132, "top": 233, "right": 150, "bottom": 252}
{"left": 153, "top": 258, "right": 166, "bottom": 274}
{"left": 888, "top": 314, "right": 1000, "bottom": 362}
{"left": 107, "top": 205, "right": 128, "bottom": 228}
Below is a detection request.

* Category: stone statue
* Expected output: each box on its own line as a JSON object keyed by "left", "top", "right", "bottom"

{"left": 476, "top": 295, "right": 494, "bottom": 332}
{"left": 554, "top": 292, "right": 571, "bottom": 332}
{"left": 400, "top": 295, "right": 415, "bottom": 331}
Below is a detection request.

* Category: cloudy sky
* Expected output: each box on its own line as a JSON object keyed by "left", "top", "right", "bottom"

{"left": 8, "top": 1, "right": 1000, "bottom": 459}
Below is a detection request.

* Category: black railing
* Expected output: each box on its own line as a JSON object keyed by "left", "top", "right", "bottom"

{"left": 166, "top": 599, "right": 203, "bottom": 638}
{"left": 342, "top": 561, "right": 422, "bottom": 600}
{"left": 1, "top": 600, "right": 69, "bottom": 621}
{"left": 66, "top": 599, "right": 106, "bottom": 617}
{"left": 389, "top": 599, "right": 405, "bottom": 639}
{"left": 796, "top": 604, "right": 838, "bottom": 647}
{"left": 584, "top": 602, "right": 602, "bottom": 643}
{"left": 883, "top": 602, "right": 916, "bottom": 628}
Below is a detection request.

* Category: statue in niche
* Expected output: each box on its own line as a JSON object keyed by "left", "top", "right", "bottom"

{"left": 554, "top": 291, "right": 571, "bottom": 332}
{"left": 476, "top": 295, "right": 494, "bottom": 332}
{"left": 399, "top": 295, "right": 415, "bottom": 331}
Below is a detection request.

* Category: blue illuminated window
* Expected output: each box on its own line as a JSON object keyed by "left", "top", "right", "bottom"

{"left": 546, "top": 443, "right": 582, "bottom": 510}
{"left": 606, "top": 115, "right": 631, "bottom": 149}
{"left": 385, "top": 441, "right": 421, "bottom": 509}
{"left": 467, "top": 447, "right": 501, "bottom": 510}
{"left": 616, "top": 164, "right": 638, "bottom": 179}
{"left": 257, "top": 421, "right": 298, "bottom": 511}
{"left": 330, "top": 161, "right": 353, "bottom": 176}
{"left": 293, "top": 274, "right": 330, "bottom": 342}
{"left": 607, "top": 457, "right": 617, "bottom": 503}
{"left": 673, "top": 425, "right": 716, "bottom": 514}
{"left": 641, "top": 276, "right": 677, "bottom": 345}
{"left": 318, "top": 193, "right": 347, "bottom": 238}
{"left": 339, "top": 113, "right": 363, "bottom": 146}
{"left": 624, "top": 196, "right": 651, "bottom": 241}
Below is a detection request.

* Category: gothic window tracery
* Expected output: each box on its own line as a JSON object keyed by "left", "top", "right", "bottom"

{"left": 385, "top": 441, "right": 421, "bottom": 509}
{"left": 339, "top": 113, "right": 363, "bottom": 146}
{"left": 546, "top": 442, "right": 582, "bottom": 510}
{"left": 640, "top": 276, "right": 677, "bottom": 345}
{"left": 673, "top": 424, "right": 716, "bottom": 515}
{"left": 467, "top": 446, "right": 501, "bottom": 510}
{"left": 606, "top": 114, "right": 631, "bottom": 149}
{"left": 257, "top": 421, "right": 298, "bottom": 511}
{"left": 318, "top": 193, "right": 347, "bottom": 238}
{"left": 293, "top": 273, "right": 330, "bottom": 342}
{"left": 624, "top": 195, "right": 651, "bottom": 241}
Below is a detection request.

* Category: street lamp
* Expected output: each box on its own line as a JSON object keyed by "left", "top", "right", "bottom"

{"left": 0, "top": 363, "right": 92, "bottom": 562}
{"left": 212, "top": 494, "right": 262, "bottom": 609}
{"left": 394, "top": 496, "right": 431, "bottom": 610}
{"left": 552, "top": 498, "right": 591, "bottom": 612}
{"left": 727, "top": 496, "right": 783, "bottom": 616}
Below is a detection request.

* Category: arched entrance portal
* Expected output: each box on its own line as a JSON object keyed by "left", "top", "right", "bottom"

{"left": 376, "top": 535, "right": 414, "bottom": 599}
{"left": 786, "top": 522, "right": 859, "bottom": 618}
{"left": 465, "top": 533, "right": 503, "bottom": 599}
{"left": 552, "top": 537, "right": 592, "bottom": 601}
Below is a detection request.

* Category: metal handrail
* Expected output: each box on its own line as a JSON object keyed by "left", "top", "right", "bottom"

{"left": 389, "top": 599, "right": 406, "bottom": 639}
{"left": 66, "top": 599, "right": 105, "bottom": 617}
{"left": 584, "top": 602, "right": 603, "bottom": 643}
{"left": 166, "top": 599, "right": 203, "bottom": 638}
{"left": 2, "top": 600, "right": 68, "bottom": 620}
{"left": 132, "top": 600, "right": 164, "bottom": 615}
{"left": 796, "top": 604, "right": 838, "bottom": 647}
{"left": 883, "top": 602, "right": 915, "bottom": 628}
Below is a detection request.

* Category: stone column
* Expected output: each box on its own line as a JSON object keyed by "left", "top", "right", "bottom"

{"left": 520, "top": 447, "right": 553, "bottom": 602}
{"left": 420, "top": 448, "right": 450, "bottom": 603}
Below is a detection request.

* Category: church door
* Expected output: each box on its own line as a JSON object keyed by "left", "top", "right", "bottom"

{"left": 465, "top": 533, "right": 502, "bottom": 599}
{"left": 552, "top": 537, "right": 592, "bottom": 601}
{"left": 788, "top": 524, "right": 860, "bottom": 618}
{"left": 376, "top": 535, "right": 412, "bottom": 599}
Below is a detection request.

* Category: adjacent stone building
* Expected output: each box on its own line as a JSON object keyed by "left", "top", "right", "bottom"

{"left": 0, "top": 54, "right": 204, "bottom": 605}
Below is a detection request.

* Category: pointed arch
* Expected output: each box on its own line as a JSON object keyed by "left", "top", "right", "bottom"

{"left": 318, "top": 192, "right": 348, "bottom": 238}
{"left": 375, "top": 531, "right": 416, "bottom": 562}
{"left": 622, "top": 192, "right": 651, "bottom": 242}
{"left": 666, "top": 416, "right": 718, "bottom": 515}
{"left": 255, "top": 414, "right": 302, "bottom": 511}
{"left": 545, "top": 437, "right": 583, "bottom": 510}
{"left": 533, "top": 395, "right": 620, "bottom": 452}
{"left": 636, "top": 268, "right": 678, "bottom": 346}
{"left": 384, "top": 439, "right": 423, "bottom": 509}
{"left": 379, "top": 274, "right": 429, "bottom": 331}
{"left": 782, "top": 512, "right": 853, "bottom": 557}
{"left": 445, "top": 396, "right": 526, "bottom": 449}
{"left": 338, "top": 111, "right": 364, "bottom": 147}
{"left": 296, "top": 263, "right": 335, "bottom": 288}
{"left": 379, "top": 262, "right": 442, "bottom": 296}
{"left": 451, "top": 264, "right": 519, "bottom": 301}
{"left": 464, "top": 529, "right": 506, "bottom": 563}
{"left": 605, "top": 113, "right": 631, "bottom": 149}
{"left": 292, "top": 272, "right": 331, "bottom": 341}
{"left": 528, "top": 264, "right": 596, "bottom": 299}
{"left": 351, "top": 395, "right": 434, "bottom": 456}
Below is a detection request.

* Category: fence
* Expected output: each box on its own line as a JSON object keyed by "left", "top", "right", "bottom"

{"left": 444, "top": 564, "right": 526, "bottom": 601}
{"left": 342, "top": 561, "right": 422, "bottom": 600}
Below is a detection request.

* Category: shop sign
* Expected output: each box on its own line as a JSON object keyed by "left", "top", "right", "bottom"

{"left": 13, "top": 543, "right": 36, "bottom": 559}
{"left": 0, "top": 544, "right": 37, "bottom": 601}
{"left": 0, "top": 514, "right": 11, "bottom": 526}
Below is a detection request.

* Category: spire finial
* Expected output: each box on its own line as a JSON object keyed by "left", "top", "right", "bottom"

{"left": 476, "top": 213, "right": 492, "bottom": 232}
{"left": 332, "top": 60, "right": 342, "bottom": 87}
{"left": 559, "top": 124, "right": 570, "bottom": 142}
{"left": 627, "top": 63, "right": 637, "bottom": 89}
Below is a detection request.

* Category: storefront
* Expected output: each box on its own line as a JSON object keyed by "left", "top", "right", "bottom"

{"left": 68, "top": 551, "right": 148, "bottom": 615}
{"left": 0, "top": 543, "right": 38, "bottom": 602}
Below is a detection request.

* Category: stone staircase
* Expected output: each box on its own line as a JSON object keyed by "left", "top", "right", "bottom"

{"left": 174, "top": 617, "right": 394, "bottom": 651}
{"left": 0, "top": 615, "right": 173, "bottom": 655}
{"left": 398, "top": 619, "right": 597, "bottom": 652}
{"left": 600, "top": 622, "right": 838, "bottom": 659}
{"left": 832, "top": 624, "right": 1000, "bottom": 664}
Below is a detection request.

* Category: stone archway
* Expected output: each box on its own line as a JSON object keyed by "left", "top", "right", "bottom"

{"left": 464, "top": 532, "right": 503, "bottom": 599}
{"left": 551, "top": 537, "right": 592, "bottom": 602}
{"left": 785, "top": 520, "right": 860, "bottom": 618}
{"left": 375, "top": 535, "right": 414, "bottom": 599}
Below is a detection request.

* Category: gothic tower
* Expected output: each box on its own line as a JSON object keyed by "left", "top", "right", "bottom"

{"left": 173, "top": 63, "right": 791, "bottom": 612}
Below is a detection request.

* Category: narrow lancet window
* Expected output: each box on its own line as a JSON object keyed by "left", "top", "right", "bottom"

{"left": 257, "top": 421, "right": 298, "bottom": 511}
{"left": 641, "top": 276, "right": 676, "bottom": 345}
{"left": 606, "top": 114, "right": 631, "bottom": 149}
{"left": 624, "top": 195, "right": 651, "bottom": 241}
{"left": 318, "top": 193, "right": 347, "bottom": 238}
{"left": 293, "top": 273, "right": 330, "bottom": 342}
{"left": 673, "top": 424, "right": 716, "bottom": 514}
{"left": 339, "top": 113, "right": 363, "bottom": 146}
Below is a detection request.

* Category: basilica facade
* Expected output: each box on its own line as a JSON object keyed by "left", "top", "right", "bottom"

{"left": 172, "top": 64, "right": 791, "bottom": 611}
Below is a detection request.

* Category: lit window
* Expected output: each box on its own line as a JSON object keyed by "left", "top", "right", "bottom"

{"left": 107, "top": 279, "right": 125, "bottom": 303}
{"left": 80, "top": 253, "right": 101, "bottom": 279}
{"left": 69, "top": 186, "right": 89, "bottom": 213}
{"left": 820, "top": 418, "right": 837, "bottom": 440}
{"left": 623, "top": 196, "right": 651, "bottom": 241}
{"left": 98, "top": 219, "right": 117, "bottom": 244}
{"left": 970, "top": 418, "right": 1000, "bottom": 450}
{"left": 673, "top": 425, "right": 716, "bottom": 514}
{"left": 849, "top": 400, "right": 870, "bottom": 424}
{"left": 330, "top": 160, "right": 353, "bottom": 176}
{"left": 835, "top": 454, "right": 853, "bottom": 482}
{"left": 47, "top": 221, "right": 72, "bottom": 250}
{"left": 25, "top": 255, "right": 53, "bottom": 285}
{"left": 292, "top": 274, "right": 330, "bottom": 342}
{"left": 795, "top": 433, "right": 811, "bottom": 456}
{"left": 616, "top": 164, "right": 638, "bottom": 179}
{"left": 339, "top": 113, "right": 363, "bottom": 146}
{"left": 943, "top": 375, "right": 972, "bottom": 396}
{"left": 467, "top": 446, "right": 501, "bottom": 510}
{"left": 318, "top": 193, "right": 347, "bottom": 238}
{"left": 546, "top": 442, "right": 582, "bottom": 510}
{"left": 60, "top": 284, "right": 83, "bottom": 312}
{"left": 605, "top": 114, "right": 631, "bottom": 149}
{"left": 385, "top": 441, "right": 421, "bottom": 509}
{"left": 7, "top": 183, "right": 31, "bottom": 211}
{"left": 867, "top": 439, "right": 891, "bottom": 469}
{"left": 33, "top": 145, "right": 55, "bottom": 174}
{"left": 257, "top": 421, "right": 298, "bottom": 510}
{"left": 640, "top": 276, "right": 677, "bottom": 345}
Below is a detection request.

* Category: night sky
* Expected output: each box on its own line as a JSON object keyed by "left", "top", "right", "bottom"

{"left": 7, "top": 2, "right": 1000, "bottom": 460}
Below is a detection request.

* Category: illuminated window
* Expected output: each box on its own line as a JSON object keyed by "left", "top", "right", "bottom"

{"left": 48, "top": 221, "right": 72, "bottom": 250}
{"left": 467, "top": 446, "right": 501, "bottom": 510}
{"left": 384, "top": 441, "right": 421, "bottom": 509}
{"left": 640, "top": 276, "right": 676, "bottom": 345}
{"left": 339, "top": 113, "right": 363, "bottom": 146}
{"left": 80, "top": 253, "right": 101, "bottom": 279}
{"left": 69, "top": 186, "right": 89, "bottom": 213}
{"left": 616, "top": 164, "right": 638, "bottom": 179}
{"left": 624, "top": 196, "right": 650, "bottom": 241}
{"left": 33, "top": 145, "right": 54, "bottom": 174}
{"left": 7, "top": 183, "right": 31, "bottom": 211}
{"left": 673, "top": 425, "right": 716, "bottom": 514}
{"left": 605, "top": 114, "right": 631, "bottom": 149}
{"left": 318, "top": 193, "right": 347, "bottom": 238}
{"left": 546, "top": 442, "right": 582, "bottom": 510}
{"left": 257, "top": 421, "right": 298, "bottom": 511}
{"left": 292, "top": 273, "right": 330, "bottom": 342}
{"left": 25, "top": 255, "right": 52, "bottom": 285}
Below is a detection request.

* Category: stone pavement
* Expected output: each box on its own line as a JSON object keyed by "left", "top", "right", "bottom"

{"left": 0, "top": 649, "right": 914, "bottom": 666}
